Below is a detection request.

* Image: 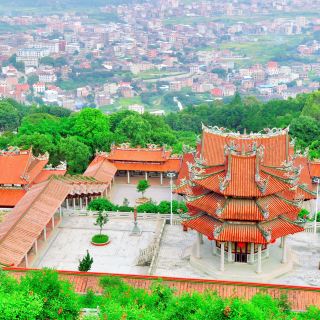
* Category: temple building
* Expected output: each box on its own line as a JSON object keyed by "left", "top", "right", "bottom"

{"left": 85, "top": 144, "right": 181, "bottom": 185}
{"left": 0, "top": 147, "right": 66, "bottom": 208}
{"left": 175, "top": 126, "right": 316, "bottom": 275}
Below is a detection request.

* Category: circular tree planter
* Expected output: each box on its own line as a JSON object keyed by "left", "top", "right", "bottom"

{"left": 91, "top": 234, "right": 110, "bottom": 246}
{"left": 136, "top": 197, "right": 149, "bottom": 204}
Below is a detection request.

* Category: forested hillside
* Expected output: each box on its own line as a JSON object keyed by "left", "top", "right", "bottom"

{"left": 0, "top": 92, "right": 319, "bottom": 173}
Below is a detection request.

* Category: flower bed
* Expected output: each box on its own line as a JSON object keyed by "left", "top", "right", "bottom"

{"left": 91, "top": 234, "right": 110, "bottom": 246}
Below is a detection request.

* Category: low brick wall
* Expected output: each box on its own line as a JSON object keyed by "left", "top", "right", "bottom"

{"left": 5, "top": 267, "right": 320, "bottom": 311}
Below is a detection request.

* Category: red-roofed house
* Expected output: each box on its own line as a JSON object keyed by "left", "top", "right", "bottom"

{"left": 211, "top": 88, "right": 223, "bottom": 97}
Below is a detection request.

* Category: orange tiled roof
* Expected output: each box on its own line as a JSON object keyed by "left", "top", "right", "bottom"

{"left": 33, "top": 169, "right": 66, "bottom": 184}
{"left": 0, "top": 149, "right": 48, "bottom": 185}
{"left": 201, "top": 127, "right": 289, "bottom": 167}
{"left": 181, "top": 127, "right": 307, "bottom": 243}
{"left": 0, "top": 175, "right": 108, "bottom": 266}
{"left": 176, "top": 152, "right": 194, "bottom": 182}
{"left": 108, "top": 146, "right": 172, "bottom": 162}
{"left": 84, "top": 155, "right": 117, "bottom": 184}
{"left": 309, "top": 161, "right": 320, "bottom": 178}
{"left": 183, "top": 214, "right": 303, "bottom": 244}
{"left": 260, "top": 217, "right": 304, "bottom": 241}
{"left": 217, "top": 223, "right": 266, "bottom": 243}
{"left": 0, "top": 179, "right": 70, "bottom": 266}
{"left": 113, "top": 158, "right": 181, "bottom": 172}
{"left": 194, "top": 159, "right": 292, "bottom": 198}
{"left": 0, "top": 189, "right": 26, "bottom": 207}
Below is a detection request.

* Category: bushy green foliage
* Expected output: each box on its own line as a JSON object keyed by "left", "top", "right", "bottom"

{"left": 0, "top": 270, "right": 319, "bottom": 319}
{"left": 88, "top": 198, "right": 115, "bottom": 212}
{"left": 137, "top": 179, "right": 150, "bottom": 197}
{"left": 1, "top": 91, "right": 320, "bottom": 176}
{"left": 157, "top": 200, "right": 188, "bottom": 214}
{"left": 137, "top": 201, "right": 159, "bottom": 213}
{"left": 0, "top": 269, "right": 80, "bottom": 319}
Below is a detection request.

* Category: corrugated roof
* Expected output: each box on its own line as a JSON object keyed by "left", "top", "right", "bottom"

{"left": 0, "top": 179, "right": 71, "bottom": 266}
{"left": 108, "top": 146, "right": 172, "bottom": 162}
{"left": 217, "top": 223, "right": 266, "bottom": 243}
{"left": 260, "top": 217, "right": 304, "bottom": 242}
{"left": 33, "top": 169, "right": 66, "bottom": 184}
{"left": 84, "top": 155, "right": 117, "bottom": 183}
{"left": 113, "top": 158, "right": 181, "bottom": 172}
{"left": 0, "top": 175, "right": 108, "bottom": 266}
{"left": 201, "top": 129, "right": 289, "bottom": 167}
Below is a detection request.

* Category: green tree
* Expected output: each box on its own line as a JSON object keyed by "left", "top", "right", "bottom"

{"left": 78, "top": 250, "right": 94, "bottom": 272}
{"left": 115, "top": 114, "right": 152, "bottom": 146}
{"left": 137, "top": 179, "right": 150, "bottom": 198}
{"left": 67, "top": 108, "right": 112, "bottom": 152}
{"left": 0, "top": 100, "right": 19, "bottom": 131}
{"left": 13, "top": 133, "right": 54, "bottom": 157}
{"left": 40, "top": 56, "right": 55, "bottom": 66}
{"left": 27, "top": 74, "right": 39, "bottom": 86}
{"left": 56, "top": 136, "right": 91, "bottom": 174}
{"left": 290, "top": 116, "right": 320, "bottom": 149}
{"left": 301, "top": 90, "right": 320, "bottom": 121}
{"left": 94, "top": 211, "right": 109, "bottom": 235}
{"left": 309, "top": 140, "right": 320, "bottom": 160}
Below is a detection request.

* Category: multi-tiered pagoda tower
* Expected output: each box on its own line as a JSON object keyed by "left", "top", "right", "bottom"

{"left": 175, "top": 126, "right": 315, "bottom": 274}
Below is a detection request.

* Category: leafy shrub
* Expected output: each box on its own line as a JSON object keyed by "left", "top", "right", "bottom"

{"left": 137, "top": 201, "right": 158, "bottom": 213}
{"left": 19, "top": 269, "right": 80, "bottom": 319}
{"left": 116, "top": 205, "right": 134, "bottom": 212}
{"left": 88, "top": 198, "right": 115, "bottom": 211}
{"left": 158, "top": 200, "right": 188, "bottom": 214}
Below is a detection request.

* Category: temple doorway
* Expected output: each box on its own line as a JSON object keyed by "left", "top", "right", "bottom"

{"left": 234, "top": 242, "right": 248, "bottom": 263}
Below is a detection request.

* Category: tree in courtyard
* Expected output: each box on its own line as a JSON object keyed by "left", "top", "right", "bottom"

{"left": 78, "top": 250, "right": 94, "bottom": 272}
{"left": 94, "top": 211, "right": 109, "bottom": 235}
{"left": 137, "top": 179, "right": 150, "bottom": 198}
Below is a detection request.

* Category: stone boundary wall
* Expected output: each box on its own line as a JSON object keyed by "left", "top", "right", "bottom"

{"left": 4, "top": 267, "right": 320, "bottom": 311}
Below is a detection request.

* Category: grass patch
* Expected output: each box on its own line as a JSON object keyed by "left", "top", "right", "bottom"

{"left": 91, "top": 234, "right": 109, "bottom": 244}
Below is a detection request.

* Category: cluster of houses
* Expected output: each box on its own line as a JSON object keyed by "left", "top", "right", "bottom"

{"left": 0, "top": 0, "right": 319, "bottom": 111}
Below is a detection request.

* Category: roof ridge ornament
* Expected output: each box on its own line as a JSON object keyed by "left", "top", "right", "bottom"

{"left": 259, "top": 226, "right": 271, "bottom": 242}
{"left": 213, "top": 225, "right": 223, "bottom": 238}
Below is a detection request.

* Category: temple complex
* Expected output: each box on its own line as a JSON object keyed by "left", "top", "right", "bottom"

{"left": 85, "top": 143, "right": 181, "bottom": 185}
{"left": 175, "top": 126, "right": 317, "bottom": 274}
{"left": 0, "top": 147, "right": 66, "bottom": 208}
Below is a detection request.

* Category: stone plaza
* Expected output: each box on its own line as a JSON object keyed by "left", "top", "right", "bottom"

{"left": 33, "top": 214, "right": 320, "bottom": 286}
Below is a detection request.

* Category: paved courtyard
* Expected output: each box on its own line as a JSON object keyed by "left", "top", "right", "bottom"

{"left": 109, "top": 182, "right": 180, "bottom": 206}
{"left": 34, "top": 216, "right": 158, "bottom": 274}
{"left": 34, "top": 215, "right": 320, "bottom": 286}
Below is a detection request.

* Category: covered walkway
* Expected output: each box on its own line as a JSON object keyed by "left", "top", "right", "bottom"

{"left": 0, "top": 175, "right": 107, "bottom": 268}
